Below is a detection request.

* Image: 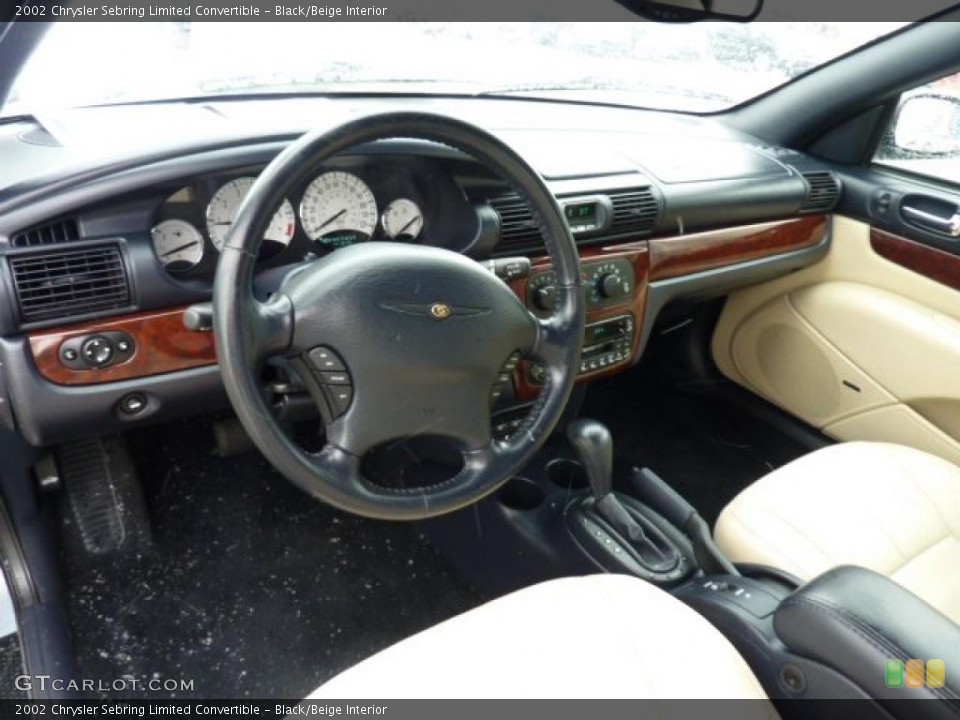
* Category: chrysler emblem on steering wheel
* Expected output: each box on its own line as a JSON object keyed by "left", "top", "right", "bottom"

{"left": 378, "top": 300, "right": 491, "bottom": 320}
{"left": 430, "top": 302, "right": 452, "bottom": 320}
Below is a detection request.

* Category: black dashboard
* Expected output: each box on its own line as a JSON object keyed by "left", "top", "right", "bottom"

{"left": 0, "top": 95, "right": 839, "bottom": 446}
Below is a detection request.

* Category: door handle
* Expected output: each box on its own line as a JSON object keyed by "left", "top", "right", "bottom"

{"left": 902, "top": 205, "right": 960, "bottom": 238}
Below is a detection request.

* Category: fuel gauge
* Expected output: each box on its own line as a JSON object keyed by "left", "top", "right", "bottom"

{"left": 151, "top": 219, "right": 204, "bottom": 272}
{"left": 381, "top": 198, "right": 424, "bottom": 241}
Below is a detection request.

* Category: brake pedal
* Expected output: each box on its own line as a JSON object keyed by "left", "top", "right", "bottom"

{"left": 57, "top": 436, "right": 152, "bottom": 556}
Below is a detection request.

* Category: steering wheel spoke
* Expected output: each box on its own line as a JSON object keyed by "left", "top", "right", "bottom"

{"left": 248, "top": 293, "right": 294, "bottom": 362}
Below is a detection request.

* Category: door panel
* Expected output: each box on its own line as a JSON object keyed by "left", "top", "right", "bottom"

{"left": 713, "top": 215, "right": 960, "bottom": 463}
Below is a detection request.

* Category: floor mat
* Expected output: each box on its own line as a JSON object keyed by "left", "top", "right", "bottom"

{"left": 0, "top": 634, "right": 25, "bottom": 699}
{"left": 61, "top": 416, "right": 485, "bottom": 700}
{"left": 581, "top": 371, "right": 812, "bottom": 526}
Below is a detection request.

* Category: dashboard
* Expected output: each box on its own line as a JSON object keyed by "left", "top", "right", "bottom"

{"left": 0, "top": 96, "right": 839, "bottom": 447}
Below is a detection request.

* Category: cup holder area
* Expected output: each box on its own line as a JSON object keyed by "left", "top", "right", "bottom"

{"left": 546, "top": 458, "right": 589, "bottom": 491}
{"left": 498, "top": 477, "right": 546, "bottom": 511}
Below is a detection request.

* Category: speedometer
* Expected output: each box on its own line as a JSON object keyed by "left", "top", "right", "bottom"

{"left": 206, "top": 177, "right": 296, "bottom": 252}
{"left": 299, "top": 171, "right": 377, "bottom": 248}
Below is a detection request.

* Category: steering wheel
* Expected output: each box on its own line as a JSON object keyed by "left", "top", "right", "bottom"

{"left": 213, "top": 112, "right": 584, "bottom": 520}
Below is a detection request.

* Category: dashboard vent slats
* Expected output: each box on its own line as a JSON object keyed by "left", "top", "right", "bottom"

{"left": 488, "top": 187, "right": 660, "bottom": 257}
{"left": 488, "top": 194, "right": 545, "bottom": 255}
{"left": 10, "top": 218, "right": 80, "bottom": 248}
{"left": 9, "top": 245, "right": 131, "bottom": 323}
{"left": 799, "top": 172, "right": 841, "bottom": 213}
{"left": 608, "top": 188, "right": 659, "bottom": 234}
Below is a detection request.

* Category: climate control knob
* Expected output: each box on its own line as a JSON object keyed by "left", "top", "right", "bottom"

{"left": 599, "top": 273, "right": 630, "bottom": 300}
{"left": 533, "top": 285, "right": 557, "bottom": 312}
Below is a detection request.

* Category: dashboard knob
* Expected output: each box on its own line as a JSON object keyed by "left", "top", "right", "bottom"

{"left": 599, "top": 273, "right": 629, "bottom": 299}
{"left": 533, "top": 285, "right": 557, "bottom": 312}
{"left": 81, "top": 335, "right": 115, "bottom": 368}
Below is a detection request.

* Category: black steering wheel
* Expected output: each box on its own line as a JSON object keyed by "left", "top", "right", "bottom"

{"left": 213, "top": 112, "right": 584, "bottom": 520}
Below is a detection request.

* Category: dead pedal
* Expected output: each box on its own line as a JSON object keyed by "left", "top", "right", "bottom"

{"left": 57, "top": 436, "right": 151, "bottom": 556}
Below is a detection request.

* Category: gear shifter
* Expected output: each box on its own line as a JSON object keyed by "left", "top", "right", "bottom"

{"left": 567, "top": 419, "right": 681, "bottom": 576}
{"left": 566, "top": 419, "right": 614, "bottom": 499}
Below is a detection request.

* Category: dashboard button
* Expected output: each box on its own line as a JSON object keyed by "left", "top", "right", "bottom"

{"left": 81, "top": 336, "right": 114, "bottom": 367}
{"left": 119, "top": 393, "right": 147, "bottom": 416}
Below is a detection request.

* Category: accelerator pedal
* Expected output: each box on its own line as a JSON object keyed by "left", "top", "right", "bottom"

{"left": 57, "top": 437, "right": 151, "bottom": 556}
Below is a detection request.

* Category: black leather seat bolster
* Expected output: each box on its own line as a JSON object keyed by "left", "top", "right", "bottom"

{"left": 775, "top": 565, "right": 960, "bottom": 710}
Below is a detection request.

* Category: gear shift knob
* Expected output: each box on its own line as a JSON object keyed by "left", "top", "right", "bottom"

{"left": 566, "top": 419, "right": 613, "bottom": 500}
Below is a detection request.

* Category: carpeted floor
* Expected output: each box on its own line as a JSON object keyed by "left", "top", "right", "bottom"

{"left": 61, "top": 416, "right": 485, "bottom": 700}
{"left": 581, "top": 371, "right": 813, "bottom": 525}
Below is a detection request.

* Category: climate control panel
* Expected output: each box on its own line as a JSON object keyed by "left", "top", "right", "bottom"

{"left": 526, "top": 257, "right": 635, "bottom": 316}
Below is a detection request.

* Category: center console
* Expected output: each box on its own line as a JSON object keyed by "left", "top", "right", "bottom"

{"left": 430, "top": 416, "right": 960, "bottom": 717}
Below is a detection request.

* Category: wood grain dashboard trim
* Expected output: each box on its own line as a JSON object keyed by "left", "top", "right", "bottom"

{"left": 647, "top": 215, "right": 827, "bottom": 281}
{"left": 29, "top": 306, "right": 216, "bottom": 386}
{"left": 870, "top": 227, "right": 960, "bottom": 292}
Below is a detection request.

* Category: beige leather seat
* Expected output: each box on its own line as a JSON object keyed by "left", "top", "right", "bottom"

{"left": 716, "top": 441, "right": 960, "bottom": 622}
{"left": 313, "top": 574, "right": 774, "bottom": 707}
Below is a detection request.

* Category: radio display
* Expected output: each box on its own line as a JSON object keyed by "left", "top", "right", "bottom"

{"left": 564, "top": 201, "right": 598, "bottom": 226}
{"left": 584, "top": 316, "right": 633, "bottom": 347}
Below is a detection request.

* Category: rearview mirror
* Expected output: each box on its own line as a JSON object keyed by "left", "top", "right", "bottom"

{"left": 893, "top": 93, "right": 960, "bottom": 157}
{"left": 613, "top": 0, "right": 763, "bottom": 22}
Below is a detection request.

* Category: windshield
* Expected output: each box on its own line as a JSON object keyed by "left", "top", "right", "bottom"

{"left": 4, "top": 20, "right": 908, "bottom": 117}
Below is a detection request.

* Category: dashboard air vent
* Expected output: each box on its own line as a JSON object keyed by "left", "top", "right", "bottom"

{"left": 608, "top": 188, "right": 659, "bottom": 234}
{"left": 488, "top": 193, "right": 545, "bottom": 255}
{"left": 799, "top": 172, "right": 840, "bottom": 213}
{"left": 10, "top": 218, "right": 80, "bottom": 248}
{"left": 9, "top": 244, "right": 131, "bottom": 323}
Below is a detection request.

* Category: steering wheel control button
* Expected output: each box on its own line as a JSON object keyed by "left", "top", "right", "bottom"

{"left": 308, "top": 346, "right": 346, "bottom": 372}
{"left": 325, "top": 385, "right": 354, "bottom": 417}
{"left": 320, "top": 371, "right": 351, "bottom": 386}
{"left": 119, "top": 393, "right": 148, "bottom": 416}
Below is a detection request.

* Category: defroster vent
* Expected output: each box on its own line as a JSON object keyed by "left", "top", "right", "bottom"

{"left": 10, "top": 218, "right": 80, "bottom": 248}
{"left": 9, "top": 244, "right": 131, "bottom": 323}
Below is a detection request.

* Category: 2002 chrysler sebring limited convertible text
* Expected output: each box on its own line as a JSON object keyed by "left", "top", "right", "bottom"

{"left": 1, "top": 4, "right": 960, "bottom": 714}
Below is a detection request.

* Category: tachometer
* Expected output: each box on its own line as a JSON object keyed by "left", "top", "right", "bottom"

{"left": 206, "top": 177, "right": 296, "bottom": 252}
{"left": 150, "top": 219, "right": 204, "bottom": 271}
{"left": 299, "top": 171, "right": 377, "bottom": 248}
{"left": 381, "top": 198, "right": 424, "bottom": 240}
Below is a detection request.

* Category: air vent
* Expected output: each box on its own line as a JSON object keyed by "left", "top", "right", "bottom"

{"left": 10, "top": 218, "right": 80, "bottom": 248}
{"left": 488, "top": 194, "right": 545, "bottom": 255}
{"left": 9, "top": 245, "right": 131, "bottom": 323}
{"left": 608, "top": 188, "right": 659, "bottom": 234}
{"left": 799, "top": 172, "right": 841, "bottom": 213}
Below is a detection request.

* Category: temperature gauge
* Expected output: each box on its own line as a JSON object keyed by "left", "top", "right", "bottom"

{"left": 150, "top": 219, "right": 204, "bottom": 272}
{"left": 381, "top": 198, "right": 424, "bottom": 240}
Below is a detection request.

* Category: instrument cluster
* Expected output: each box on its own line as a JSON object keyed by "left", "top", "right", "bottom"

{"left": 149, "top": 159, "right": 450, "bottom": 278}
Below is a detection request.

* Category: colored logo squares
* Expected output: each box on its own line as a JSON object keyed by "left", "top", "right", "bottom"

{"left": 885, "top": 659, "right": 946, "bottom": 688}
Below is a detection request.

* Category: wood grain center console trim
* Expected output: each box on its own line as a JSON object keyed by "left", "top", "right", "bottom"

{"left": 29, "top": 307, "right": 216, "bottom": 386}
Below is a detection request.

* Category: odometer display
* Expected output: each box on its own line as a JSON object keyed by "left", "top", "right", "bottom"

{"left": 299, "top": 171, "right": 378, "bottom": 246}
